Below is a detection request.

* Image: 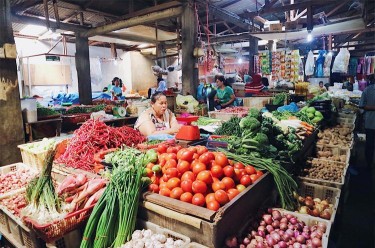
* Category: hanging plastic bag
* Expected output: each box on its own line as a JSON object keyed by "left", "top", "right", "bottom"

{"left": 323, "top": 52, "right": 333, "bottom": 76}
{"left": 315, "top": 50, "right": 325, "bottom": 77}
{"left": 332, "top": 48, "right": 350, "bottom": 73}
{"left": 305, "top": 51, "right": 315, "bottom": 76}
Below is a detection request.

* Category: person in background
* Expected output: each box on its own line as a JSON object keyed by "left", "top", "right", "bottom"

{"left": 156, "top": 77, "right": 167, "bottom": 92}
{"left": 134, "top": 92, "right": 181, "bottom": 136}
{"left": 318, "top": 81, "right": 327, "bottom": 94}
{"left": 245, "top": 74, "right": 264, "bottom": 91}
{"left": 111, "top": 77, "right": 123, "bottom": 99}
{"left": 214, "top": 75, "right": 235, "bottom": 109}
{"left": 359, "top": 74, "right": 375, "bottom": 168}
{"left": 261, "top": 77, "right": 269, "bottom": 91}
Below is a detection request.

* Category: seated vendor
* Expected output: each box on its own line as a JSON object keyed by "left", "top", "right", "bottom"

{"left": 214, "top": 75, "right": 235, "bottom": 109}
{"left": 134, "top": 92, "right": 181, "bottom": 136}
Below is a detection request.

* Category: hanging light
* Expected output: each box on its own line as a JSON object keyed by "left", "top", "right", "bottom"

{"left": 238, "top": 58, "right": 243, "bottom": 64}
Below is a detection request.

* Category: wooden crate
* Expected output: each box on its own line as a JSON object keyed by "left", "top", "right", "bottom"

{"left": 138, "top": 173, "right": 276, "bottom": 247}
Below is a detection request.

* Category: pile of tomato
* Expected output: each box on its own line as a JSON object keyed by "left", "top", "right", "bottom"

{"left": 145, "top": 144, "right": 264, "bottom": 211}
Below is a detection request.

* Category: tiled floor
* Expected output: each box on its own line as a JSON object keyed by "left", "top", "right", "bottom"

{"left": 329, "top": 138, "right": 375, "bottom": 248}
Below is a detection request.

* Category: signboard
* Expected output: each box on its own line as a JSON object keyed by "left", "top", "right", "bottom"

{"left": 45, "top": 55, "right": 60, "bottom": 61}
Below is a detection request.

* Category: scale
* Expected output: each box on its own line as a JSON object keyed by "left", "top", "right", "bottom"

{"left": 175, "top": 116, "right": 200, "bottom": 141}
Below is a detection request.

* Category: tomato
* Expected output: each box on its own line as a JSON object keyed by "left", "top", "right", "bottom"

{"left": 192, "top": 180, "right": 207, "bottom": 194}
{"left": 159, "top": 158, "right": 166, "bottom": 167}
{"left": 192, "top": 161, "right": 206, "bottom": 175}
{"left": 164, "top": 159, "right": 177, "bottom": 169}
{"left": 146, "top": 162, "right": 155, "bottom": 170}
{"left": 196, "top": 145, "right": 208, "bottom": 155}
{"left": 166, "top": 177, "right": 181, "bottom": 190}
{"left": 215, "top": 153, "right": 228, "bottom": 167}
{"left": 234, "top": 169, "right": 246, "bottom": 182}
{"left": 180, "top": 192, "right": 193, "bottom": 203}
{"left": 221, "top": 177, "right": 235, "bottom": 190}
{"left": 177, "top": 160, "right": 190, "bottom": 174}
{"left": 199, "top": 152, "right": 215, "bottom": 165}
{"left": 196, "top": 170, "right": 213, "bottom": 184}
{"left": 180, "top": 180, "right": 193, "bottom": 193}
{"left": 256, "top": 171, "right": 264, "bottom": 177}
{"left": 177, "top": 148, "right": 187, "bottom": 160}
{"left": 212, "top": 177, "right": 220, "bottom": 183}
{"left": 180, "top": 150, "right": 194, "bottom": 162}
{"left": 166, "top": 153, "right": 177, "bottom": 161}
{"left": 236, "top": 184, "right": 246, "bottom": 192}
{"left": 175, "top": 145, "right": 182, "bottom": 152}
{"left": 150, "top": 175, "right": 160, "bottom": 185}
{"left": 212, "top": 181, "right": 226, "bottom": 192}
{"left": 234, "top": 162, "right": 245, "bottom": 170}
{"left": 227, "top": 188, "right": 240, "bottom": 201}
{"left": 144, "top": 168, "right": 153, "bottom": 177}
{"left": 205, "top": 193, "right": 216, "bottom": 204}
{"left": 206, "top": 200, "right": 220, "bottom": 211}
{"left": 170, "top": 187, "right": 184, "bottom": 199}
{"left": 162, "top": 174, "right": 169, "bottom": 182}
{"left": 223, "top": 166, "right": 234, "bottom": 177}
{"left": 159, "top": 182, "right": 167, "bottom": 189}
{"left": 250, "top": 174, "right": 259, "bottom": 183}
{"left": 148, "top": 183, "right": 159, "bottom": 193}
{"left": 240, "top": 175, "right": 252, "bottom": 187}
{"left": 192, "top": 193, "right": 205, "bottom": 206}
{"left": 159, "top": 187, "right": 171, "bottom": 197}
{"left": 181, "top": 171, "right": 195, "bottom": 181}
{"left": 228, "top": 159, "right": 234, "bottom": 166}
{"left": 167, "top": 147, "right": 178, "bottom": 154}
{"left": 245, "top": 165, "right": 256, "bottom": 175}
{"left": 165, "top": 168, "right": 179, "bottom": 180}
{"left": 187, "top": 146, "right": 197, "bottom": 154}
{"left": 211, "top": 165, "right": 223, "bottom": 178}
{"left": 157, "top": 144, "right": 168, "bottom": 154}
{"left": 214, "top": 190, "right": 229, "bottom": 205}
{"left": 193, "top": 153, "right": 199, "bottom": 160}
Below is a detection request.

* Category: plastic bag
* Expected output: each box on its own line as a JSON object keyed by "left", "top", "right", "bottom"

{"left": 305, "top": 51, "right": 315, "bottom": 76}
{"left": 147, "top": 134, "right": 175, "bottom": 141}
{"left": 332, "top": 48, "right": 350, "bottom": 73}
{"left": 323, "top": 52, "right": 333, "bottom": 77}
{"left": 277, "top": 102, "right": 299, "bottom": 113}
{"left": 176, "top": 94, "right": 199, "bottom": 113}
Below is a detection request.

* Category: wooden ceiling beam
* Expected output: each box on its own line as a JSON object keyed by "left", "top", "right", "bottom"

{"left": 12, "top": 0, "right": 42, "bottom": 14}
{"left": 326, "top": 0, "right": 351, "bottom": 17}
{"left": 120, "top": 1, "right": 181, "bottom": 20}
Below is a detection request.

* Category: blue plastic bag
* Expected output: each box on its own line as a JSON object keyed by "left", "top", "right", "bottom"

{"left": 277, "top": 102, "right": 299, "bottom": 112}
{"left": 147, "top": 134, "right": 175, "bottom": 141}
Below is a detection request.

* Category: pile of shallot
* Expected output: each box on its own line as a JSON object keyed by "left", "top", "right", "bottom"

{"left": 225, "top": 209, "right": 327, "bottom": 248}
{"left": 0, "top": 193, "right": 27, "bottom": 217}
{"left": 0, "top": 168, "right": 37, "bottom": 195}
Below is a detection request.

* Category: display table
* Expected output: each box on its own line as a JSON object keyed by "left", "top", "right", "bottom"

{"left": 101, "top": 116, "right": 138, "bottom": 127}
{"left": 25, "top": 118, "right": 62, "bottom": 142}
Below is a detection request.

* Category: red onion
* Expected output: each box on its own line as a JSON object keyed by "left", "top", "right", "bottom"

{"left": 294, "top": 231, "right": 300, "bottom": 238}
{"left": 278, "top": 241, "right": 287, "bottom": 248}
{"left": 249, "top": 239, "right": 258, "bottom": 247}
{"left": 306, "top": 240, "right": 312, "bottom": 245}
{"left": 317, "top": 222, "right": 327, "bottom": 233}
{"left": 263, "top": 214, "right": 273, "bottom": 225}
{"left": 256, "top": 242, "right": 265, "bottom": 248}
{"left": 302, "top": 232, "right": 310, "bottom": 240}
{"left": 280, "top": 217, "right": 288, "bottom": 223}
{"left": 289, "top": 217, "right": 298, "bottom": 225}
{"left": 303, "top": 226, "right": 310, "bottom": 233}
{"left": 282, "top": 233, "right": 291, "bottom": 242}
{"left": 267, "top": 208, "right": 273, "bottom": 214}
{"left": 266, "top": 236, "right": 276, "bottom": 246}
{"left": 278, "top": 230, "right": 285, "bottom": 236}
{"left": 258, "top": 226, "right": 266, "bottom": 232}
{"left": 243, "top": 237, "right": 250, "bottom": 245}
{"left": 296, "top": 235, "right": 306, "bottom": 244}
{"left": 311, "top": 237, "right": 322, "bottom": 247}
{"left": 301, "top": 245, "right": 307, "bottom": 248}
{"left": 286, "top": 214, "right": 294, "bottom": 220}
{"left": 260, "top": 220, "right": 266, "bottom": 226}
{"left": 293, "top": 243, "right": 302, "bottom": 248}
{"left": 272, "top": 220, "right": 281, "bottom": 228}
{"left": 288, "top": 224, "right": 295, "bottom": 230}
{"left": 296, "top": 223, "right": 303, "bottom": 231}
{"left": 239, "top": 244, "right": 245, "bottom": 248}
{"left": 251, "top": 231, "right": 257, "bottom": 237}
{"left": 280, "top": 223, "right": 288, "bottom": 231}
{"left": 272, "top": 210, "right": 282, "bottom": 221}
{"left": 257, "top": 230, "right": 265, "bottom": 237}
{"left": 285, "top": 229, "right": 294, "bottom": 237}
{"left": 271, "top": 233, "right": 281, "bottom": 242}
{"left": 225, "top": 236, "right": 238, "bottom": 247}
{"left": 266, "top": 225, "right": 274, "bottom": 233}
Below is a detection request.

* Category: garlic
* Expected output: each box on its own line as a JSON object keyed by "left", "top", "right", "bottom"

{"left": 174, "top": 240, "right": 185, "bottom": 247}
{"left": 132, "top": 230, "right": 143, "bottom": 240}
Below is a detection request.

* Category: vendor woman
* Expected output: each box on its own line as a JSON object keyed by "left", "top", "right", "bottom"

{"left": 135, "top": 92, "right": 181, "bottom": 136}
{"left": 214, "top": 75, "right": 235, "bottom": 109}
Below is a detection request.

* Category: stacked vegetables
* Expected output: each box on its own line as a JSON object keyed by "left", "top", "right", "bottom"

{"left": 0, "top": 193, "right": 27, "bottom": 217}
{"left": 56, "top": 119, "right": 146, "bottom": 171}
{"left": 296, "top": 106, "right": 323, "bottom": 125}
{"left": 295, "top": 195, "right": 334, "bottom": 220}
{"left": 214, "top": 117, "right": 242, "bottom": 137}
{"left": 81, "top": 150, "right": 146, "bottom": 248}
{"left": 0, "top": 168, "right": 37, "bottom": 195}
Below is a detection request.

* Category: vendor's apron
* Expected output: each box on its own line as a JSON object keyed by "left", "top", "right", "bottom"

{"left": 150, "top": 111, "right": 171, "bottom": 131}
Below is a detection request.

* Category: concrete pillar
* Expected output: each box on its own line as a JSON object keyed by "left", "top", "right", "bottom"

{"left": 0, "top": 0, "right": 25, "bottom": 165}
{"left": 75, "top": 33, "right": 92, "bottom": 105}
{"left": 181, "top": 1, "right": 198, "bottom": 96}
{"left": 248, "top": 36, "right": 258, "bottom": 75}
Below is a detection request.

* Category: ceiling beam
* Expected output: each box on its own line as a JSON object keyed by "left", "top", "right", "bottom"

{"left": 326, "top": 0, "right": 351, "bottom": 17}
{"left": 246, "top": 0, "right": 336, "bottom": 17}
{"left": 12, "top": 0, "right": 42, "bottom": 14}
{"left": 223, "top": 22, "right": 236, "bottom": 34}
{"left": 210, "top": 32, "right": 251, "bottom": 43}
{"left": 120, "top": 1, "right": 181, "bottom": 19}
{"left": 11, "top": 13, "right": 89, "bottom": 32}
{"left": 219, "top": 0, "right": 241, "bottom": 8}
{"left": 336, "top": 42, "right": 375, "bottom": 48}
{"left": 82, "top": 6, "right": 182, "bottom": 37}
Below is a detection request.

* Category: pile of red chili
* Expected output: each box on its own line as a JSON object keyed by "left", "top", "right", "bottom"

{"left": 56, "top": 119, "right": 146, "bottom": 171}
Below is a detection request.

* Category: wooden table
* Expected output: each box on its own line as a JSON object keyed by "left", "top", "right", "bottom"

{"left": 25, "top": 118, "right": 62, "bottom": 141}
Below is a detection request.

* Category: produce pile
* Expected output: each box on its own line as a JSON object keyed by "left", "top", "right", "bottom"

{"left": 121, "top": 228, "right": 187, "bottom": 248}
{"left": 65, "top": 105, "right": 106, "bottom": 115}
{"left": 0, "top": 168, "right": 37, "bottom": 195}
{"left": 215, "top": 106, "right": 249, "bottom": 114}
{"left": 146, "top": 145, "right": 263, "bottom": 210}
{"left": 81, "top": 150, "right": 146, "bottom": 248}
{"left": 20, "top": 137, "right": 57, "bottom": 153}
{"left": 272, "top": 93, "right": 288, "bottom": 105}
{"left": 295, "top": 195, "right": 334, "bottom": 220}
{"left": 37, "top": 106, "right": 60, "bottom": 118}
{"left": 194, "top": 116, "right": 222, "bottom": 126}
{"left": 225, "top": 209, "right": 327, "bottom": 248}
{"left": 316, "top": 126, "right": 353, "bottom": 148}
{"left": 316, "top": 148, "right": 348, "bottom": 163}
{"left": 58, "top": 174, "right": 107, "bottom": 213}
{"left": 56, "top": 119, "right": 146, "bottom": 171}
{"left": 0, "top": 193, "right": 27, "bottom": 217}
{"left": 302, "top": 159, "right": 345, "bottom": 183}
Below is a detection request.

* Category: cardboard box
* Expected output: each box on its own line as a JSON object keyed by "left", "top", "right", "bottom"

{"left": 270, "top": 23, "right": 282, "bottom": 31}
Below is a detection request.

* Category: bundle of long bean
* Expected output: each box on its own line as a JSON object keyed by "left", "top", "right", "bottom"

{"left": 21, "top": 149, "right": 64, "bottom": 224}
{"left": 221, "top": 149, "right": 297, "bottom": 210}
{"left": 80, "top": 152, "right": 145, "bottom": 248}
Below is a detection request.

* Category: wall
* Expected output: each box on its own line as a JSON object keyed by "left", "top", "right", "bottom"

{"left": 14, "top": 37, "right": 155, "bottom": 98}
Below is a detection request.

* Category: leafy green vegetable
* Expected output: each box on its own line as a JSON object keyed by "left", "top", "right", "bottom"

{"left": 239, "top": 116, "right": 261, "bottom": 131}
{"left": 37, "top": 107, "right": 60, "bottom": 117}
{"left": 195, "top": 116, "right": 221, "bottom": 126}
{"left": 247, "top": 108, "right": 260, "bottom": 119}
{"left": 272, "top": 93, "right": 288, "bottom": 105}
{"left": 214, "top": 117, "right": 242, "bottom": 137}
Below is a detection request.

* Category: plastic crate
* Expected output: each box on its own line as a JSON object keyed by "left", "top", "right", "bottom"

{"left": 299, "top": 159, "right": 348, "bottom": 189}
{"left": 208, "top": 110, "right": 248, "bottom": 121}
{"left": 0, "top": 207, "right": 10, "bottom": 233}
{"left": 0, "top": 163, "right": 36, "bottom": 200}
{"left": 206, "top": 135, "right": 229, "bottom": 149}
{"left": 297, "top": 181, "right": 341, "bottom": 223}
{"left": 315, "top": 146, "right": 350, "bottom": 165}
{"left": 337, "top": 116, "right": 356, "bottom": 126}
{"left": 62, "top": 113, "right": 91, "bottom": 124}
{"left": 123, "top": 219, "right": 191, "bottom": 247}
